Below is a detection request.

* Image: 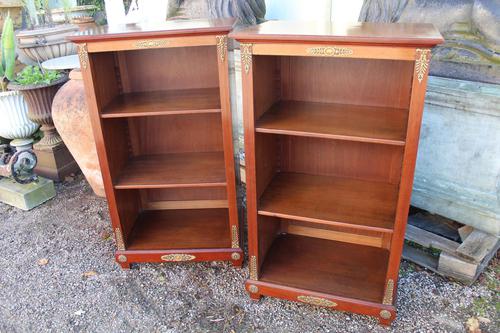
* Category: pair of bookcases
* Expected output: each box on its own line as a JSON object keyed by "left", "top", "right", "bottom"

{"left": 70, "top": 19, "right": 442, "bottom": 324}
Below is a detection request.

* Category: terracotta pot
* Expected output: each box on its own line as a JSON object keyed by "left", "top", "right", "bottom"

{"left": 16, "top": 25, "right": 79, "bottom": 63}
{"left": 9, "top": 74, "right": 68, "bottom": 147}
{"left": 0, "top": 90, "right": 39, "bottom": 139}
{"left": 52, "top": 70, "right": 105, "bottom": 197}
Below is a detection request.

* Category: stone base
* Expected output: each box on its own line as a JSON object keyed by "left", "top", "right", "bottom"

{"left": 34, "top": 142, "right": 79, "bottom": 181}
{"left": 0, "top": 176, "right": 56, "bottom": 210}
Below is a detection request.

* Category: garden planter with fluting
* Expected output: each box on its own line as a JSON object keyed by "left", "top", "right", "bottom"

{"left": 8, "top": 73, "right": 79, "bottom": 180}
{"left": 52, "top": 70, "right": 104, "bottom": 197}
{"left": 9, "top": 74, "right": 68, "bottom": 147}
{"left": 16, "top": 24, "right": 79, "bottom": 63}
{"left": 0, "top": 91, "right": 39, "bottom": 139}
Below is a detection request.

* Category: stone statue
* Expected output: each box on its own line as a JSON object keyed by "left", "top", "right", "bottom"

{"left": 359, "top": 0, "right": 499, "bottom": 84}
{"left": 170, "top": 0, "right": 266, "bottom": 25}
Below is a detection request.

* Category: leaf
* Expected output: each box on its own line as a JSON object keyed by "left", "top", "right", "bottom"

{"left": 466, "top": 317, "right": 481, "bottom": 333}
{"left": 38, "top": 258, "right": 49, "bottom": 265}
{"left": 1, "top": 15, "right": 15, "bottom": 81}
{"left": 83, "top": 271, "right": 97, "bottom": 278}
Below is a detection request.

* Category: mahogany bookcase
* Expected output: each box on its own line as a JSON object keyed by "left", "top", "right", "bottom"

{"left": 69, "top": 19, "right": 243, "bottom": 268}
{"left": 230, "top": 21, "right": 443, "bottom": 324}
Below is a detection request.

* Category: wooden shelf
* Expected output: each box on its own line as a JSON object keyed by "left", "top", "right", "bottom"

{"left": 101, "top": 88, "right": 221, "bottom": 118}
{"left": 114, "top": 152, "right": 227, "bottom": 189}
{"left": 256, "top": 100, "right": 408, "bottom": 145}
{"left": 258, "top": 172, "right": 398, "bottom": 232}
{"left": 260, "top": 234, "right": 389, "bottom": 303}
{"left": 127, "top": 209, "right": 231, "bottom": 250}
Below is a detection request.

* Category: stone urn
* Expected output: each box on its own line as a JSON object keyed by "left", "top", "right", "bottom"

{"left": 52, "top": 69, "right": 105, "bottom": 197}
{"left": 0, "top": 91, "right": 39, "bottom": 140}
{"left": 9, "top": 74, "right": 68, "bottom": 147}
{"left": 16, "top": 24, "right": 79, "bottom": 64}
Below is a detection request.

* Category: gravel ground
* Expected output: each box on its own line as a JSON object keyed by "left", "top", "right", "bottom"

{"left": 0, "top": 175, "right": 498, "bottom": 333}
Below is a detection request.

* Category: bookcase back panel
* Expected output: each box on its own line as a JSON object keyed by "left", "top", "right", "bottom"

{"left": 115, "top": 189, "right": 141, "bottom": 240}
{"left": 253, "top": 56, "right": 281, "bottom": 120}
{"left": 258, "top": 215, "right": 281, "bottom": 267}
{"left": 255, "top": 133, "right": 403, "bottom": 186}
{"left": 281, "top": 56, "right": 414, "bottom": 109}
{"left": 117, "top": 46, "right": 220, "bottom": 93}
{"left": 281, "top": 219, "right": 391, "bottom": 249}
{"left": 144, "top": 187, "right": 227, "bottom": 202}
{"left": 100, "top": 118, "right": 131, "bottom": 181}
{"left": 127, "top": 114, "right": 224, "bottom": 155}
{"left": 280, "top": 136, "right": 403, "bottom": 184}
{"left": 90, "top": 52, "right": 120, "bottom": 109}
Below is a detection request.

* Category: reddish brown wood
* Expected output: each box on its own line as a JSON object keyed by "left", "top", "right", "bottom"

{"left": 230, "top": 21, "right": 443, "bottom": 46}
{"left": 234, "top": 21, "right": 442, "bottom": 325}
{"left": 69, "top": 18, "right": 235, "bottom": 43}
{"left": 77, "top": 21, "right": 241, "bottom": 268}
{"left": 101, "top": 88, "right": 221, "bottom": 118}
{"left": 128, "top": 209, "right": 230, "bottom": 250}
{"left": 259, "top": 234, "right": 389, "bottom": 302}
{"left": 114, "top": 152, "right": 227, "bottom": 189}
{"left": 256, "top": 100, "right": 408, "bottom": 145}
{"left": 258, "top": 172, "right": 398, "bottom": 231}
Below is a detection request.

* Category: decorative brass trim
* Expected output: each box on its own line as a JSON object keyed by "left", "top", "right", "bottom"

{"left": 114, "top": 228, "right": 125, "bottom": 251}
{"left": 231, "top": 252, "right": 241, "bottom": 260}
{"left": 249, "top": 255, "right": 258, "bottom": 280}
{"left": 216, "top": 35, "right": 227, "bottom": 62}
{"left": 383, "top": 279, "right": 395, "bottom": 305}
{"left": 297, "top": 295, "right": 337, "bottom": 307}
{"left": 161, "top": 254, "right": 196, "bottom": 262}
{"left": 380, "top": 310, "right": 392, "bottom": 320}
{"left": 248, "top": 285, "right": 259, "bottom": 293}
{"left": 240, "top": 43, "right": 253, "bottom": 74}
{"left": 415, "top": 48, "right": 431, "bottom": 83}
{"left": 231, "top": 225, "right": 239, "bottom": 248}
{"left": 134, "top": 39, "right": 169, "bottom": 49}
{"left": 78, "top": 43, "right": 89, "bottom": 70}
{"left": 117, "top": 254, "right": 127, "bottom": 263}
{"left": 306, "top": 46, "right": 353, "bottom": 57}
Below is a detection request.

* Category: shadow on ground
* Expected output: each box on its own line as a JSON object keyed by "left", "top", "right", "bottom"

{"left": 0, "top": 175, "right": 498, "bottom": 332}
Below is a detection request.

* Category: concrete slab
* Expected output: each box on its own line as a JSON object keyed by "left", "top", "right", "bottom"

{"left": 0, "top": 177, "right": 56, "bottom": 210}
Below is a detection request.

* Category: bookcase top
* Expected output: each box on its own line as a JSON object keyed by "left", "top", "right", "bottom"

{"left": 68, "top": 18, "right": 235, "bottom": 43}
{"left": 230, "top": 20, "right": 443, "bottom": 46}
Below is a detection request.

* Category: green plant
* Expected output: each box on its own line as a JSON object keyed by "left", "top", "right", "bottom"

{"left": 0, "top": 14, "right": 16, "bottom": 92}
{"left": 14, "top": 66, "right": 61, "bottom": 86}
{"left": 62, "top": 0, "right": 72, "bottom": 23}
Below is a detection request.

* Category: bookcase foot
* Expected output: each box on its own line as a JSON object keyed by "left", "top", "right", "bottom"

{"left": 231, "top": 259, "right": 243, "bottom": 267}
{"left": 378, "top": 310, "right": 395, "bottom": 326}
{"left": 378, "top": 317, "right": 394, "bottom": 326}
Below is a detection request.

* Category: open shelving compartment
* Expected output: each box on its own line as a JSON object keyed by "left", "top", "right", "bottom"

{"left": 248, "top": 53, "right": 413, "bottom": 300}
{"left": 70, "top": 19, "right": 243, "bottom": 268}
{"left": 231, "top": 20, "right": 442, "bottom": 322}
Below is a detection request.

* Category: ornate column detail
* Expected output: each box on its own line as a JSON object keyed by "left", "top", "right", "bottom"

{"left": 161, "top": 254, "right": 196, "bottom": 261}
{"left": 115, "top": 228, "right": 125, "bottom": 251}
{"left": 78, "top": 43, "right": 89, "bottom": 70}
{"left": 297, "top": 295, "right": 337, "bottom": 307}
{"left": 231, "top": 225, "right": 239, "bottom": 248}
{"left": 240, "top": 43, "right": 253, "bottom": 74}
{"left": 216, "top": 35, "right": 228, "bottom": 62}
{"left": 415, "top": 48, "right": 431, "bottom": 83}
{"left": 382, "top": 279, "right": 395, "bottom": 304}
{"left": 249, "top": 255, "right": 258, "bottom": 280}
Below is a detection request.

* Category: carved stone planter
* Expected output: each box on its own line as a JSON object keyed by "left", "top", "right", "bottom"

{"left": 16, "top": 25, "right": 79, "bottom": 64}
{"left": 52, "top": 70, "right": 104, "bottom": 196}
{"left": 0, "top": 91, "right": 39, "bottom": 140}
{"left": 9, "top": 74, "right": 79, "bottom": 181}
{"left": 9, "top": 74, "right": 68, "bottom": 147}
